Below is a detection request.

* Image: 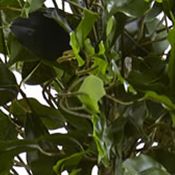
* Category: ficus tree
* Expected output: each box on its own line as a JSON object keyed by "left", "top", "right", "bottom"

{"left": 0, "top": 0, "right": 175, "bottom": 174}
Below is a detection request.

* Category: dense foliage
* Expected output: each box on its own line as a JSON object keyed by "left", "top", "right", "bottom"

{"left": 0, "top": 0, "right": 175, "bottom": 174}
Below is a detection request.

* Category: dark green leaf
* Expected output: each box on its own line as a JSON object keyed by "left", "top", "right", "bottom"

{"left": 108, "top": 0, "right": 152, "bottom": 17}
{"left": 92, "top": 114, "right": 112, "bottom": 167}
{"left": 10, "top": 98, "right": 65, "bottom": 129}
{"left": 53, "top": 152, "right": 85, "bottom": 173}
{"left": 24, "top": 113, "right": 58, "bottom": 175}
{"left": 22, "top": 61, "right": 56, "bottom": 85}
{"left": 0, "top": 64, "right": 18, "bottom": 105}
{"left": 8, "top": 35, "right": 40, "bottom": 64}
{"left": 0, "top": 111, "right": 17, "bottom": 140}
{"left": 123, "top": 154, "right": 170, "bottom": 175}
{"left": 144, "top": 91, "right": 175, "bottom": 110}
{"left": 168, "top": 26, "right": 175, "bottom": 93}
{"left": 148, "top": 149, "right": 175, "bottom": 174}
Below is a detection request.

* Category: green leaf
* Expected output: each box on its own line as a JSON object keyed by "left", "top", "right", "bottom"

{"left": 0, "top": 111, "right": 17, "bottom": 140}
{"left": 75, "top": 9, "right": 98, "bottom": 47}
{"left": 70, "top": 31, "right": 85, "bottom": 66}
{"left": 0, "top": 110, "right": 17, "bottom": 174}
{"left": 22, "top": 61, "right": 56, "bottom": 85}
{"left": 162, "top": 0, "right": 175, "bottom": 21}
{"left": 24, "top": 113, "right": 58, "bottom": 175}
{"left": 112, "top": 61, "right": 137, "bottom": 94}
{"left": 144, "top": 3, "right": 162, "bottom": 21}
{"left": 92, "top": 57, "right": 108, "bottom": 76}
{"left": 53, "top": 152, "right": 85, "bottom": 173}
{"left": 168, "top": 26, "right": 175, "bottom": 93}
{"left": 78, "top": 75, "right": 106, "bottom": 113}
{"left": 84, "top": 38, "right": 95, "bottom": 56}
{"left": 171, "top": 112, "right": 175, "bottom": 127}
{"left": 105, "top": 15, "right": 117, "bottom": 49}
{"left": 0, "top": 64, "right": 18, "bottom": 105}
{"left": 0, "top": 139, "right": 43, "bottom": 174}
{"left": 98, "top": 41, "right": 105, "bottom": 55}
{"left": 146, "top": 18, "right": 169, "bottom": 54}
{"left": 0, "top": 152, "right": 13, "bottom": 175}
{"left": 10, "top": 98, "right": 65, "bottom": 129}
{"left": 28, "top": 0, "right": 45, "bottom": 13}
{"left": 69, "top": 169, "right": 81, "bottom": 175}
{"left": 70, "top": 9, "right": 98, "bottom": 66}
{"left": 144, "top": 91, "right": 175, "bottom": 110}
{"left": 108, "top": 0, "right": 152, "bottom": 17}
{"left": 106, "top": 16, "right": 116, "bottom": 37}
{"left": 156, "top": 0, "right": 163, "bottom": 3}
{"left": 8, "top": 35, "right": 40, "bottom": 64}
{"left": 92, "top": 114, "right": 112, "bottom": 167}
{"left": 148, "top": 148, "right": 175, "bottom": 174}
{"left": 123, "top": 154, "right": 170, "bottom": 175}
{"left": 21, "top": 0, "right": 45, "bottom": 17}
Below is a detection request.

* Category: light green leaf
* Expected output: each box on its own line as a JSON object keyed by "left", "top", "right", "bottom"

{"left": 106, "top": 16, "right": 116, "bottom": 37}
{"left": 70, "top": 9, "right": 98, "bottom": 66}
{"left": 156, "top": 0, "right": 163, "bottom": 3}
{"left": 98, "top": 41, "right": 105, "bottom": 55}
{"left": 70, "top": 32, "right": 85, "bottom": 66}
{"left": 84, "top": 38, "right": 95, "bottom": 56}
{"left": 92, "top": 57, "right": 108, "bottom": 76}
{"left": 78, "top": 75, "right": 106, "bottom": 113}
{"left": 76, "top": 9, "right": 98, "bottom": 47}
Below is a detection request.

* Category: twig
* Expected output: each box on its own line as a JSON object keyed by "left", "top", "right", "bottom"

{"left": 105, "top": 94, "right": 134, "bottom": 105}
{"left": 17, "top": 87, "right": 34, "bottom": 113}
{"left": 16, "top": 155, "right": 32, "bottom": 175}
{"left": 0, "top": 6, "right": 21, "bottom": 12}
{"left": 59, "top": 97, "right": 91, "bottom": 119}
{"left": 140, "top": 36, "right": 167, "bottom": 46}
{"left": 124, "top": 30, "right": 149, "bottom": 55}
{"left": 11, "top": 168, "right": 19, "bottom": 175}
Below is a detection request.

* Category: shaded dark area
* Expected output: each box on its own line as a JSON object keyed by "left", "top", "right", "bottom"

{"left": 10, "top": 10, "right": 70, "bottom": 61}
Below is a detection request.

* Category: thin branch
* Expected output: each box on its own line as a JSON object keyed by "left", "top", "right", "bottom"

{"left": 140, "top": 36, "right": 167, "bottom": 46}
{"left": 64, "top": 0, "right": 85, "bottom": 11}
{"left": 105, "top": 94, "right": 134, "bottom": 105}
{"left": 42, "top": 83, "right": 56, "bottom": 108}
{"left": 124, "top": 30, "right": 149, "bottom": 55}
{"left": 11, "top": 168, "right": 19, "bottom": 175}
{"left": 59, "top": 97, "right": 91, "bottom": 119}
{"left": 64, "top": 97, "right": 85, "bottom": 111}
{"left": 17, "top": 87, "right": 35, "bottom": 113}
{"left": 16, "top": 155, "right": 32, "bottom": 175}
{"left": 0, "top": 6, "right": 21, "bottom": 12}
{"left": 52, "top": 0, "right": 60, "bottom": 14}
